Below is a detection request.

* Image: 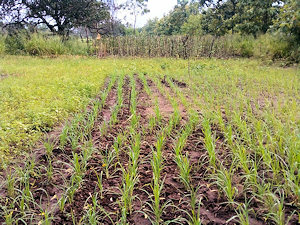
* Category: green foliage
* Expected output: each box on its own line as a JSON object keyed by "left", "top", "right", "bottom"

{"left": 24, "top": 34, "right": 66, "bottom": 55}
{"left": 0, "top": 0, "right": 109, "bottom": 36}
{"left": 181, "top": 14, "right": 203, "bottom": 35}
{"left": 4, "top": 31, "right": 27, "bottom": 55}
{"left": 142, "top": 2, "right": 198, "bottom": 35}
{"left": 0, "top": 56, "right": 299, "bottom": 223}
{"left": 238, "top": 0, "right": 280, "bottom": 35}
{"left": 254, "top": 33, "right": 300, "bottom": 62}
{"left": 142, "top": 0, "right": 297, "bottom": 43}
{"left": 197, "top": 0, "right": 281, "bottom": 36}
{"left": 272, "top": 0, "right": 300, "bottom": 42}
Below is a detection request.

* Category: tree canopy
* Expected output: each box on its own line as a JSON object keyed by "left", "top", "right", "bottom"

{"left": 0, "top": 0, "right": 109, "bottom": 36}
{"left": 142, "top": 0, "right": 298, "bottom": 38}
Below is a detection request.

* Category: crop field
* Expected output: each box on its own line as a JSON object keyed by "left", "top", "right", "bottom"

{"left": 0, "top": 56, "right": 299, "bottom": 224}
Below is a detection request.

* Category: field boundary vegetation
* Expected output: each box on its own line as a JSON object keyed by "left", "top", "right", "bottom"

{"left": 1, "top": 32, "right": 299, "bottom": 64}
{"left": 100, "top": 33, "right": 299, "bottom": 62}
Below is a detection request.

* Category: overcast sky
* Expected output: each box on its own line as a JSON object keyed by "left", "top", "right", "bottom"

{"left": 117, "top": 0, "right": 178, "bottom": 28}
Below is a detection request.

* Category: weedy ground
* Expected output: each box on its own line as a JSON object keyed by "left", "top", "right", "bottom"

{"left": 0, "top": 56, "right": 299, "bottom": 224}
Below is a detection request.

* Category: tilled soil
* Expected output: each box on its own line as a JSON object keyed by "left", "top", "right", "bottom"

{"left": 0, "top": 75, "right": 298, "bottom": 225}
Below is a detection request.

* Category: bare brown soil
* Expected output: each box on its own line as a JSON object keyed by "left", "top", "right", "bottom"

{"left": 0, "top": 74, "right": 9, "bottom": 79}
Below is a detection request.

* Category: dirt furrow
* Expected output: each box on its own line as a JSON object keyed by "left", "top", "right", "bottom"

{"left": 127, "top": 76, "right": 160, "bottom": 224}
{"left": 159, "top": 76, "right": 188, "bottom": 120}
{"left": 146, "top": 78, "right": 174, "bottom": 118}
{"left": 132, "top": 77, "right": 189, "bottom": 223}
{"left": 53, "top": 77, "right": 131, "bottom": 224}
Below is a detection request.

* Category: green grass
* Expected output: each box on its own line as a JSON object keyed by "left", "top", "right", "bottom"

{"left": 0, "top": 56, "right": 114, "bottom": 164}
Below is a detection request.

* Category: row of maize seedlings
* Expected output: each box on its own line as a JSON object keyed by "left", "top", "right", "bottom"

{"left": 164, "top": 76, "right": 204, "bottom": 225}
{"left": 170, "top": 73, "right": 297, "bottom": 224}
{"left": 57, "top": 75, "right": 119, "bottom": 223}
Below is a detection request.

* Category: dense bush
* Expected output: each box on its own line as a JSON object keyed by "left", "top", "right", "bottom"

{"left": 254, "top": 34, "right": 299, "bottom": 62}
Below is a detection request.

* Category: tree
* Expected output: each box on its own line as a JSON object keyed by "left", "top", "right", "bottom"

{"left": 181, "top": 14, "right": 203, "bottom": 35}
{"left": 273, "top": 0, "right": 300, "bottom": 41}
{"left": 0, "top": 0, "right": 109, "bottom": 36}
{"left": 236, "top": 0, "right": 282, "bottom": 36}
{"left": 151, "top": 1, "right": 197, "bottom": 35}
{"left": 198, "top": 0, "right": 282, "bottom": 36}
{"left": 123, "top": 0, "right": 149, "bottom": 32}
{"left": 142, "top": 18, "right": 159, "bottom": 35}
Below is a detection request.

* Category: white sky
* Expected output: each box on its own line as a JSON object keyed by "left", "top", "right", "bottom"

{"left": 117, "top": 0, "right": 178, "bottom": 28}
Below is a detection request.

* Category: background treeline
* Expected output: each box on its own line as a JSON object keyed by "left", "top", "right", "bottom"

{"left": 141, "top": 0, "right": 299, "bottom": 38}
{"left": 0, "top": 0, "right": 299, "bottom": 63}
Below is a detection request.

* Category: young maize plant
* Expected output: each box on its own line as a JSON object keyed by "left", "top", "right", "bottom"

{"left": 227, "top": 201, "right": 251, "bottom": 225}
{"left": 44, "top": 138, "right": 55, "bottom": 158}
{"left": 130, "top": 76, "right": 139, "bottom": 131}
{"left": 172, "top": 111, "right": 203, "bottom": 224}
{"left": 138, "top": 73, "right": 162, "bottom": 131}
{"left": 54, "top": 78, "right": 118, "bottom": 214}
{"left": 215, "top": 110, "right": 266, "bottom": 210}
{"left": 2, "top": 161, "right": 37, "bottom": 223}
{"left": 120, "top": 133, "right": 141, "bottom": 221}
{"left": 156, "top": 77, "right": 175, "bottom": 109}
{"left": 113, "top": 133, "right": 125, "bottom": 161}
{"left": 148, "top": 98, "right": 162, "bottom": 131}
{"left": 202, "top": 117, "right": 217, "bottom": 169}
{"left": 213, "top": 164, "right": 237, "bottom": 205}
{"left": 166, "top": 106, "right": 181, "bottom": 136}
{"left": 149, "top": 133, "right": 165, "bottom": 225}
{"left": 145, "top": 104, "right": 183, "bottom": 224}
{"left": 110, "top": 75, "right": 124, "bottom": 125}
{"left": 264, "top": 191, "right": 294, "bottom": 225}
{"left": 61, "top": 141, "right": 96, "bottom": 207}
{"left": 101, "top": 75, "right": 118, "bottom": 107}
{"left": 6, "top": 170, "right": 15, "bottom": 198}
{"left": 82, "top": 193, "right": 113, "bottom": 225}
{"left": 58, "top": 75, "right": 117, "bottom": 149}
{"left": 174, "top": 120, "right": 193, "bottom": 189}
{"left": 216, "top": 112, "right": 253, "bottom": 176}
{"left": 138, "top": 72, "right": 152, "bottom": 96}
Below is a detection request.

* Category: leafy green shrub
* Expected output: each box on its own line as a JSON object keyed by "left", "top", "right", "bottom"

{"left": 4, "top": 31, "right": 27, "bottom": 55}
{"left": 238, "top": 38, "right": 254, "bottom": 57}
{"left": 254, "top": 33, "right": 299, "bottom": 63}
{"left": 229, "top": 35, "right": 254, "bottom": 57}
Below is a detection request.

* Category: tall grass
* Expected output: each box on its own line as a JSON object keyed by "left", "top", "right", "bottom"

{"left": 1, "top": 33, "right": 94, "bottom": 56}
